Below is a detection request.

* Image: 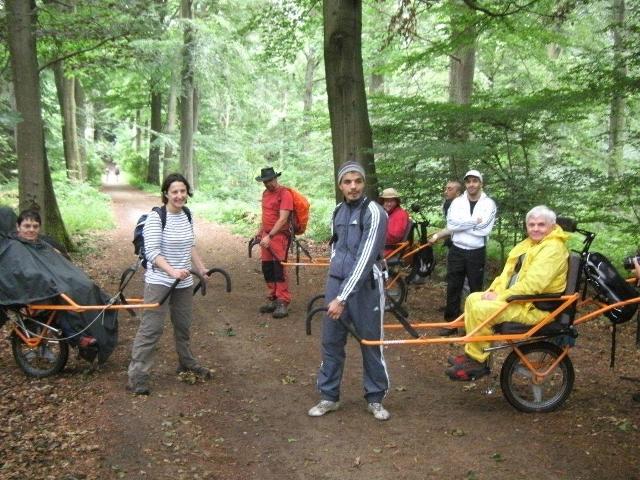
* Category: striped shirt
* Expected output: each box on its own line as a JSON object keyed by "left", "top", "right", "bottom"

{"left": 143, "top": 209, "right": 195, "bottom": 288}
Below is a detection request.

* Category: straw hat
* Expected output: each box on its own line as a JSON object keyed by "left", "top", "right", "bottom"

{"left": 379, "top": 188, "right": 401, "bottom": 200}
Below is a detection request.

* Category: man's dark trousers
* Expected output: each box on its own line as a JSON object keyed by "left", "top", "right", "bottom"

{"left": 444, "top": 245, "right": 486, "bottom": 321}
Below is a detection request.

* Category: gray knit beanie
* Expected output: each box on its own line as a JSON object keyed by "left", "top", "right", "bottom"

{"left": 337, "top": 162, "right": 366, "bottom": 184}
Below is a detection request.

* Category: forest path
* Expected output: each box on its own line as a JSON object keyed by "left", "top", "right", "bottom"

{"left": 1, "top": 184, "right": 639, "bottom": 479}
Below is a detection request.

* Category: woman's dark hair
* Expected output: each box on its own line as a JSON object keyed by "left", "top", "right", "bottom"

{"left": 17, "top": 209, "right": 41, "bottom": 226}
{"left": 161, "top": 173, "right": 193, "bottom": 204}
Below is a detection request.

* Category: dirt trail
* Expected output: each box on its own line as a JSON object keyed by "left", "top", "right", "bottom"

{"left": 2, "top": 184, "right": 640, "bottom": 480}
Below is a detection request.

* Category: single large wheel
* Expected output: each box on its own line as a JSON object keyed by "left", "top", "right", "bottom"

{"left": 500, "top": 341, "right": 574, "bottom": 413}
{"left": 385, "top": 276, "right": 407, "bottom": 310}
{"left": 11, "top": 321, "right": 69, "bottom": 378}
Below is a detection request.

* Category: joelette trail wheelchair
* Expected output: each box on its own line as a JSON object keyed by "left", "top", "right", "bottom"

{"left": 2, "top": 267, "right": 231, "bottom": 378}
{"left": 307, "top": 219, "right": 640, "bottom": 412}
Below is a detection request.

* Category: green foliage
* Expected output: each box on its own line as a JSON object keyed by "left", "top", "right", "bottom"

{"left": 0, "top": 181, "right": 19, "bottom": 209}
{"left": 192, "top": 198, "right": 259, "bottom": 237}
{"left": 51, "top": 175, "right": 115, "bottom": 235}
{"left": 3, "top": 0, "right": 640, "bottom": 272}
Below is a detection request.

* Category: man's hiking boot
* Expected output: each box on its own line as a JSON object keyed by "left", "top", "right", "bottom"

{"left": 259, "top": 300, "right": 278, "bottom": 314}
{"left": 272, "top": 301, "right": 289, "bottom": 319}
{"left": 308, "top": 400, "right": 340, "bottom": 417}
{"left": 445, "top": 354, "right": 490, "bottom": 381}
{"left": 176, "top": 364, "right": 213, "bottom": 380}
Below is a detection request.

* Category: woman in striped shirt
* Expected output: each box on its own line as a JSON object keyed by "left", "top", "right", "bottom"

{"left": 127, "top": 173, "right": 210, "bottom": 395}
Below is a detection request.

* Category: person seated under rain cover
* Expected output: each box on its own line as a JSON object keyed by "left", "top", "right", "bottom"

{"left": 445, "top": 205, "right": 569, "bottom": 381}
{"left": 0, "top": 207, "right": 117, "bottom": 363}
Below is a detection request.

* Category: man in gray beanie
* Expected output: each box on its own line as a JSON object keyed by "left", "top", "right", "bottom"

{"left": 308, "top": 161, "right": 391, "bottom": 421}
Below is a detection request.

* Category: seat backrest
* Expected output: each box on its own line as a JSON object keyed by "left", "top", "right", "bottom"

{"left": 402, "top": 219, "right": 414, "bottom": 243}
{"left": 558, "top": 252, "right": 581, "bottom": 326}
{"left": 565, "top": 252, "right": 582, "bottom": 295}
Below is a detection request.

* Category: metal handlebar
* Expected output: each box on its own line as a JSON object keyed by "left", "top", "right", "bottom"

{"left": 305, "top": 306, "right": 362, "bottom": 342}
{"left": 193, "top": 268, "right": 232, "bottom": 296}
{"left": 158, "top": 269, "right": 204, "bottom": 305}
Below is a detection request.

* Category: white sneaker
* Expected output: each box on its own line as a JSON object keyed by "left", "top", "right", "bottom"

{"left": 367, "top": 402, "right": 390, "bottom": 421}
{"left": 308, "top": 400, "right": 340, "bottom": 417}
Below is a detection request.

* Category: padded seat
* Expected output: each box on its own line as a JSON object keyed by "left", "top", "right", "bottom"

{"left": 493, "top": 321, "right": 573, "bottom": 336}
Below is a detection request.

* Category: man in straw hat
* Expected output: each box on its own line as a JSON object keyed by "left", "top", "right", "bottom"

{"left": 255, "top": 166, "right": 293, "bottom": 318}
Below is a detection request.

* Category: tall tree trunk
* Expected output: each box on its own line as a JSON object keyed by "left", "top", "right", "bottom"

{"left": 6, "top": 0, "right": 71, "bottom": 247}
{"left": 179, "top": 0, "right": 195, "bottom": 186}
{"left": 323, "top": 0, "right": 377, "bottom": 201}
{"left": 75, "top": 79, "right": 87, "bottom": 178}
{"left": 192, "top": 86, "right": 200, "bottom": 189}
{"left": 303, "top": 47, "right": 318, "bottom": 115}
{"left": 53, "top": 61, "right": 82, "bottom": 181}
{"left": 447, "top": 3, "right": 476, "bottom": 179}
{"left": 163, "top": 74, "right": 178, "bottom": 176}
{"left": 135, "top": 109, "right": 142, "bottom": 151}
{"left": 607, "top": 0, "right": 626, "bottom": 178}
{"left": 302, "top": 47, "right": 319, "bottom": 136}
{"left": 147, "top": 90, "right": 162, "bottom": 185}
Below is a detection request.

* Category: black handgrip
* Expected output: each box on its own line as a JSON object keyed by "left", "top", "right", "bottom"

{"left": 158, "top": 278, "right": 182, "bottom": 305}
{"left": 157, "top": 270, "right": 207, "bottom": 305}
{"left": 118, "top": 267, "right": 137, "bottom": 292}
{"left": 387, "top": 304, "right": 419, "bottom": 339}
{"left": 190, "top": 270, "right": 207, "bottom": 296}
{"left": 118, "top": 265, "right": 140, "bottom": 317}
{"left": 248, "top": 237, "right": 259, "bottom": 258}
{"left": 385, "top": 293, "right": 410, "bottom": 320}
{"left": 305, "top": 306, "right": 362, "bottom": 342}
{"left": 306, "top": 293, "right": 325, "bottom": 314}
{"left": 306, "top": 306, "right": 325, "bottom": 335}
{"left": 193, "top": 267, "right": 232, "bottom": 295}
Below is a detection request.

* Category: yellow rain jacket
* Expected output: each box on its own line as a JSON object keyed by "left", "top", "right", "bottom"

{"left": 463, "top": 225, "right": 570, "bottom": 362}
{"left": 489, "top": 224, "right": 570, "bottom": 306}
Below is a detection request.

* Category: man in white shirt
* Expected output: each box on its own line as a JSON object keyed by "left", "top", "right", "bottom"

{"left": 440, "top": 170, "right": 497, "bottom": 335}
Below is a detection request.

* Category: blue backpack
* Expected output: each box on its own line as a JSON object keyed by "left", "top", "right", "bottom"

{"left": 133, "top": 206, "right": 192, "bottom": 269}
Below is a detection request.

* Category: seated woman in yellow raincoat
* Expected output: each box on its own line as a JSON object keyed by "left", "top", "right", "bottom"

{"left": 445, "top": 205, "right": 569, "bottom": 381}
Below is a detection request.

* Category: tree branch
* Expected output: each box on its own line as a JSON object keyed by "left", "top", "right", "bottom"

{"left": 461, "top": 0, "right": 541, "bottom": 18}
{"left": 38, "top": 33, "right": 129, "bottom": 72}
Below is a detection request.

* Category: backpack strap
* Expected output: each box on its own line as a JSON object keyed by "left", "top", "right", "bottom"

{"left": 182, "top": 206, "right": 193, "bottom": 224}
{"left": 329, "top": 198, "right": 371, "bottom": 246}
{"left": 329, "top": 202, "right": 343, "bottom": 246}
{"left": 358, "top": 198, "right": 371, "bottom": 233}
{"left": 153, "top": 205, "right": 192, "bottom": 230}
